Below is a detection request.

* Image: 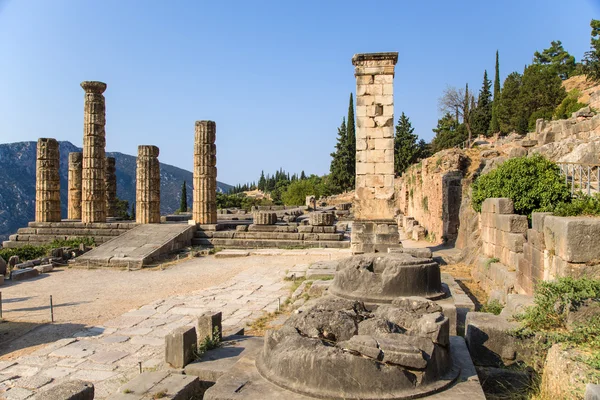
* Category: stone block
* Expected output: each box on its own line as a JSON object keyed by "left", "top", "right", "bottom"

{"left": 34, "top": 264, "right": 54, "bottom": 273}
{"left": 197, "top": 312, "right": 222, "bottom": 344}
{"left": 586, "top": 384, "right": 600, "bottom": 400}
{"left": 11, "top": 268, "right": 40, "bottom": 281}
{"left": 165, "top": 326, "right": 197, "bottom": 368}
{"left": 532, "top": 212, "right": 553, "bottom": 232}
{"left": 544, "top": 216, "right": 600, "bottom": 263}
{"left": 481, "top": 198, "right": 514, "bottom": 214}
{"left": 411, "top": 225, "right": 426, "bottom": 241}
{"left": 495, "top": 214, "right": 528, "bottom": 234}
{"left": 527, "top": 229, "right": 545, "bottom": 251}
{"left": 465, "top": 312, "right": 520, "bottom": 367}
{"left": 33, "top": 380, "right": 94, "bottom": 400}
{"left": 500, "top": 231, "right": 526, "bottom": 253}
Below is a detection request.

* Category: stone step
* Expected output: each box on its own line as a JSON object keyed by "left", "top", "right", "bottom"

{"left": 191, "top": 237, "right": 350, "bottom": 249}
{"left": 18, "top": 227, "right": 130, "bottom": 236}
{"left": 194, "top": 231, "right": 344, "bottom": 241}
{"left": 114, "top": 371, "right": 200, "bottom": 399}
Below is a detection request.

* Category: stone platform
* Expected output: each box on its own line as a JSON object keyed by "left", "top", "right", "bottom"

{"left": 192, "top": 224, "right": 350, "bottom": 249}
{"left": 203, "top": 336, "right": 484, "bottom": 399}
{"left": 72, "top": 223, "right": 196, "bottom": 268}
{"left": 2, "top": 221, "right": 137, "bottom": 248}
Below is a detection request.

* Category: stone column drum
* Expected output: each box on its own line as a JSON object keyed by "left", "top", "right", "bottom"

{"left": 136, "top": 145, "right": 161, "bottom": 224}
{"left": 351, "top": 53, "right": 400, "bottom": 253}
{"left": 193, "top": 121, "right": 217, "bottom": 225}
{"left": 35, "top": 138, "right": 61, "bottom": 222}
{"left": 105, "top": 157, "right": 117, "bottom": 218}
{"left": 81, "top": 81, "right": 107, "bottom": 223}
{"left": 67, "top": 152, "right": 83, "bottom": 220}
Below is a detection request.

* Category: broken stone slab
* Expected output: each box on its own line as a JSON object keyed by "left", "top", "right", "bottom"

{"left": 165, "top": 326, "right": 197, "bottom": 368}
{"left": 411, "top": 225, "right": 427, "bottom": 241}
{"left": 33, "top": 379, "right": 94, "bottom": 400}
{"left": 214, "top": 250, "right": 249, "bottom": 259}
{"left": 476, "top": 366, "right": 534, "bottom": 398}
{"left": 465, "top": 312, "right": 523, "bottom": 367}
{"left": 388, "top": 247, "right": 432, "bottom": 259}
{"left": 116, "top": 371, "right": 200, "bottom": 399}
{"left": 306, "top": 280, "right": 331, "bottom": 298}
{"left": 586, "top": 384, "right": 600, "bottom": 400}
{"left": 499, "top": 294, "right": 534, "bottom": 320}
{"left": 34, "top": 264, "right": 54, "bottom": 273}
{"left": 11, "top": 268, "right": 40, "bottom": 281}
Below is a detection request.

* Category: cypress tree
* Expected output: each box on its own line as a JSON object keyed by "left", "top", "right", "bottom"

{"left": 258, "top": 171, "right": 266, "bottom": 191}
{"left": 300, "top": 171, "right": 306, "bottom": 180}
{"left": 471, "top": 70, "right": 493, "bottom": 136}
{"left": 394, "top": 112, "right": 420, "bottom": 175}
{"left": 179, "top": 181, "right": 187, "bottom": 212}
{"left": 330, "top": 118, "right": 351, "bottom": 192}
{"left": 346, "top": 93, "right": 356, "bottom": 189}
{"left": 489, "top": 50, "right": 501, "bottom": 134}
{"left": 130, "top": 202, "right": 136, "bottom": 220}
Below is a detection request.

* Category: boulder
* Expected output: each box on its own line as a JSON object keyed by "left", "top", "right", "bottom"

{"left": 507, "top": 146, "right": 528, "bottom": 158}
{"left": 541, "top": 343, "right": 595, "bottom": 399}
{"left": 0, "top": 256, "right": 6, "bottom": 276}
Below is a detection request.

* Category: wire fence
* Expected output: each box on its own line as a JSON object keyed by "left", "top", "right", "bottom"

{"left": 557, "top": 162, "right": 600, "bottom": 196}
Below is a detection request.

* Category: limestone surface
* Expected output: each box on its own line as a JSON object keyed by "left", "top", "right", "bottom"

{"left": 67, "top": 152, "right": 83, "bottom": 220}
{"left": 193, "top": 121, "right": 217, "bottom": 224}
{"left": 136, "top": 146, "right": 160, "bottom": 224}
{"left": 35, "top": 138, "right": 61, "bottom": 222}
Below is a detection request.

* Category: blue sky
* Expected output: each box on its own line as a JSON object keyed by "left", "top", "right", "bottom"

{"left": 1, "top": 0, "right": 598, "bottom": 185}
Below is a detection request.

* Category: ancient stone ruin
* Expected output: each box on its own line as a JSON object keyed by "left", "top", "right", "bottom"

{"left": 35, "top": 138, "right": 61, "bottom": 223}
{"left": 81, "top": 81, "right": 108, "bottom": 223}
{"left": 105, "top": 156, "right": 117, "bottom": 218}
{"left": 136, "top": 145, "right": 161, "bottom": 224}
{"left": 193, "top": 120, "right": 217, "bottom": 225}
{"left": 351, "top": 53, "right": 401, "bottom": 254}
{"left": 67, "top": 152, "right": 82, "bottom": 220}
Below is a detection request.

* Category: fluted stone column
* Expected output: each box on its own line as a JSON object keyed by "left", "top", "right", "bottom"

{"left": 105, "top": 157, "right": 117, "bottom": 218}
{"left": 351, "top": 53, "right": 400, "bottom": 253}
{"left": 136, "top": 145, "right": 161, "bottom": 224}
{"left": 68, "top": 152, "right": 83, "bottom": 220}
{"left": 35, "top": 138, "right": 61, "bottom": 222}
{"left": 81, "top": 81, "right": 107, "bottom": 223}
{"left": 193, "top": 121, "right": 217, "bottom": 225}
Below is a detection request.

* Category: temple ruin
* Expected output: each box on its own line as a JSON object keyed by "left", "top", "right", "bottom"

{"left": 136, "top": 145, "right": 161, "bottom": 224}
{"left": 81, "top": 81, "right": 108, "bottom": 223}
{"left": 351, "top": 52, "right": 401, "bottom": 253}
{"left": 35, "top": 138, "right": 61, "bottom": 223}
{"left": 67, "top": 152, "right": 82, "bottom": 220}
{"left": 193, "top": 120, "right": 218, "bottom": 225}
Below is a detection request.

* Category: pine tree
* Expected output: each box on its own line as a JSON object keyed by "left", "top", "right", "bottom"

{"left": 394, "top": 112, "right": 420, "bottom": 175}
{"left": 583, "top": 19, "right": 600, "bottom": 82}
{"left": 329, "top": 118, "right": 352, "bottom": 192}
{"left": 179, "top": 181, "right": 187, "bottom": 212}
{"left": 300, "top": 171, "right": 306, "bottom": 180}
{"left": 534, "top": 40, "right": 576, "bottom": 80}
{"left": 346, "top": 93, "right": 356, "bottom": 189}
{"left": 258, "top": 171, "right": 266, "bottom": 191}
{"left": 471, "top": 70, "right": 493, "bottom": 136}
{"left": 489, "top": 51, "right": 501, "bottom": 134}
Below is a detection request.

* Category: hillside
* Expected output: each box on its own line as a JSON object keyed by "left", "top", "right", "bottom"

{"left": 0, "top": 141, "right": 232, "bottom": 241}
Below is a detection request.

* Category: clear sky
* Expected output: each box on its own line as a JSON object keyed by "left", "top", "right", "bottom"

{"left": 1, "top": 0, "right": 598, "bottom": 185}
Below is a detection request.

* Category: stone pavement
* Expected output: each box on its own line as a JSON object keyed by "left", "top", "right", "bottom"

{"left": 0, "top": 249, "right": 349, "bottom": 399}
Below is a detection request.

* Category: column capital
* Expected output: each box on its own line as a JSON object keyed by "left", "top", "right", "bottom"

{"left": 81, "top": 81, "right": 107, "bottom": 94}
{"left": 352, "top": 52, "right": 398, "bottom": 76}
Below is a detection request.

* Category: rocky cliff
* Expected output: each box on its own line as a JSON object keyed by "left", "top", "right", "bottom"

{"left": 0, "top": 141, "right": 232, "bottom": 241}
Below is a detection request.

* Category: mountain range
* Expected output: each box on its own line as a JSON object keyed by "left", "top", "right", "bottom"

{"left": 0, "top": 141, "right": 232, "bottom": 242}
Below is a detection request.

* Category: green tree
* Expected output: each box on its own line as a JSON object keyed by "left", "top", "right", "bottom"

{"left": 329, "top": 118, "right": 353, "bottom": 192}
{"left": 258, "top": 171, "right": 266, "bottom": 191}
{"left": 346, "top": 93, "right": 356, "bottom": 189}
{"left": 519, "top": 64, "right": 566, "bottom": 130}
{"left": 533, "top": 40, "right": 577, "bottom": 80}
{"left": 489, "top": 50, "right": 501, "bottom": 134}
{"left": 281, "top": 175, "right": 333, "bottom": 206}
{"left": 300, "top": 170, "right": 306, "bottom": 180}
{"left": 430, "top": 113, "right": 467, "bottom": 153}
{"left": 179, "top": 181, "right": 188, "bottom": 212}
{"left": 394, "top": 112, "right": 421, "bottom": 175}
{"left": 497, "top": 72, "right": 527, "bottom": 134}
{"left": 439, "top": 85, "right": 473, "bottom": 145}
{"left": 130, "top": 202, "right": 136, "bottom": 220}
{"left": 553, "top": 89, "right": 587, "bottom": 120}
{"left": 471, "top": 70, "right": 493, "bottom": 136}
{"left": 115, "top": 197, "right": 130, "bottom": 220}
{"left": 583, "top": 19, "right": 600, "bottom": 82}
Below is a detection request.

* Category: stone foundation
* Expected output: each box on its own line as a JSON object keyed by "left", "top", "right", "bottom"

{"left": 350, "top": 220, "right": 400, "bottom": 254}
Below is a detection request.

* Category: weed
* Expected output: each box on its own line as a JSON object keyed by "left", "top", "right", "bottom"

{"left": 480, "top": 299, "right": 504, "bottom": 315}
{"left": 152, "top": 390, "right": 168, "bottom": 399}
{"left": 208, "top": 247, "right": 223, "bottom": 255}
{"left": 485, "top": 258, "right": 499, "bottom": 269}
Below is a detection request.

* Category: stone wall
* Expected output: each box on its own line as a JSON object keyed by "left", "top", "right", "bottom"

{"left": 473, "top": 197, "right": 600, "bottom": 298}
{"left": 397, "top": 149, "right": 465, "bottom": 243}
{"left": 532, "top": 107, "right": 600, "bottom": 146}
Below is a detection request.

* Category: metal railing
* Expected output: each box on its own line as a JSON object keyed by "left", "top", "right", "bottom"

{"left": 557, "top": 162, "right": 600, "bottom": 196}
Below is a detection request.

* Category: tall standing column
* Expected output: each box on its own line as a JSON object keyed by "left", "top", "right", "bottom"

{"left": 105, "top": 156, "right": 117, "bottom": 218}
{"left": 193, "top": 121, "right": 217, "bottom": 225}
{"left": 81, "top": 81, "right": 107, "bottom": 223}
{"left": 35, "top": 138, "right": 61, "bottom": 222}
{"left": 351, "top": 52, "right": 400, "bottom": 253}
{"left": 68, "top": 152, "right": 83, "bottom": 220}
{"left": 136, "top": 145, "right": 161, "bottom": 224}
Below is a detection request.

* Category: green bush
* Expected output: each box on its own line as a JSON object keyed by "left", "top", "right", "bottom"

{"left": 552, "top": 192, "right": 600, "bottom": 217}
{"left": 517, "top": 277, "right": 600, "bottom": 331}
{"left": 553, "top": 89, "right": 587, "bottom": 120}
{"left": 280, "top": 176, "right": 333, "bottom": 206}
{"left": 481, "top": 299, "right": 504, "bottom": 315}
{"left": 471, "top": 155, "right": 571, "bottom": 217}
{"left": 0, "top": 237, "right": 96, "bottom": 263}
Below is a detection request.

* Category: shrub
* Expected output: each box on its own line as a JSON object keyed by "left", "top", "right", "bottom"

{"left": 517, "top": 277, "right": 600, "bottom": 331}
{"left": 552, "top": 192, "right": 600, "bottom": 217}
{"left": 481, "top": 299, "right": 504, "bottom": 315}
{"left": 553, "top": 89, "right": 587, "bottom": 120}
{"left": 0, "top": 245, "right": 48, "bottom": 262}
{"left": 471, "top": 155, "right": 571, "bottom": 217}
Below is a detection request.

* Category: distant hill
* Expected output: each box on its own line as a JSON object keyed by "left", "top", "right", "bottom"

{"left": 0, "top": 141, "right": 232, "bottom": 241}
